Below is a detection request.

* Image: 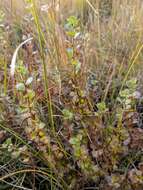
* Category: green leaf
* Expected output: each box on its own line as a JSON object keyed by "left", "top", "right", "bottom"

{"left": 62, "top": 109, "right": 73, "bottom": 120}
{"left": 65, "top": 16, "right": 79, "bottom": 37}
{"left": 69, "top": 137, "right": 80, "bottom": 145}
{"left": 16, "top": 83, "right": 25, "bottom": 92}
{"left": 72, "top": 60, "right": 81, "bottom": 74}
{"left": 69, "top": 134, "right": 82, "bottom": 145}
{"left": 66, "top": 16, "right": 79, "bottom": 28}
{"left": 97, "top": 102, "right": 107, "bottom": 112}
{"left": 2, "top": 138, "right": 12, "bottom": 148}
{"left": 119, "top": 89, "right": 130, "bottom": 98}
{"left": 67, "top": 47, "right": 74, "bottom": 59}
{"left": 126, "top": 78, "right": 137, "bottom": 90}
{"left": 26, "top": 89, "right": 35, "bottom": 100}
{"left": 74, "top": 147, "right": 82, "bottom": 157}
{"left": 66, "top": 31, "right": 76, "bottom": 37}
{"left": 16, "top": 61, "right": 28, "bottom": 75}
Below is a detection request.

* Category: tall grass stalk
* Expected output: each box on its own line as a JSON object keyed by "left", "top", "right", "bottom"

{"left": 120, "top": 43, "right": 143, "bottom": 93}
{"left": 29, "top": 0, "right": 55, "bottom": 132}
{"left": 28, "top": 2, "right": 55, "bottom": 189}
{"left": 3, "top": 58, "right": 7, "bottom": 95}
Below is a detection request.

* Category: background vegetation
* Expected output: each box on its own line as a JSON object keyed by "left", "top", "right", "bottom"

{"left": 0, "top": 0, "right": 143, "bottom": 189}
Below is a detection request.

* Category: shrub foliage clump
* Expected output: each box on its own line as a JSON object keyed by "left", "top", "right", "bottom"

{"left": 0, "top": 0, "right": 143, "bottom": 189}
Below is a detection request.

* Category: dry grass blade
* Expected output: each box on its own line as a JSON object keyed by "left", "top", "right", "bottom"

{"left": 10, "top": 37, "right": 33, "bottom": 77}
{"left": 85, "top": 0, "right": 99, "bottom": 15}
